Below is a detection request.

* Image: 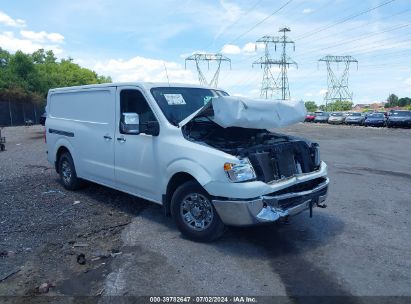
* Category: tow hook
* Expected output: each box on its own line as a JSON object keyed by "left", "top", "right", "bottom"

{"left": 310, "top": 200, "right": 327, "bottom": 218}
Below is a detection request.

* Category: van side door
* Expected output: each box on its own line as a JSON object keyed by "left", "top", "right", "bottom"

{"left": 114, "top": 87, "right": 160, "bottom": 202}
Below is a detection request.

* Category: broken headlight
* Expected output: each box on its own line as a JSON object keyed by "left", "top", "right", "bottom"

{"left": 224, "top": 158, "right": 256, "bottom": 182}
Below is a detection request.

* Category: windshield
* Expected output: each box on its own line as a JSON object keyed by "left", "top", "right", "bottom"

{"left": 150, "top": 87, "right": 228, "bottom": 125}
{"left": 392, "top": 111, "right": 411, "bottom": 117}
{"left": 331, "top": 113, "right": 343, "bottom": 116}
{"left": 368, "top": 113, "right": 384, "bottom": 118}
{"left": 349, "top": 113, "right": 361, "bottom": 117}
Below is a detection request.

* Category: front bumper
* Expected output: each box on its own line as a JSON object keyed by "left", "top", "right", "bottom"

{"left": 345, "top": 120, "right": 363, "bottom": 125}
{"left": 365, "top": 121, "right": 385, "bottom": 127}
{"left": 387, "top": 120, "right": 411, "bottom": 127}
{"left": 212, "top": 177, "right": 329, "bottom": 226}
{"left": 328, "top": 120, "right": 344, "bottom": 124}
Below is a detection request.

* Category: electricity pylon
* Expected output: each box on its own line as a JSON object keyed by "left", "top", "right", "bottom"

{"left": 185, "top": 53, "right": 231, "bottom": 88}
{"left": 318, "top": 55, "right": 358, "bottom": 106}
{"left": 253, "top": 27, "right": 297, "bottom": 100}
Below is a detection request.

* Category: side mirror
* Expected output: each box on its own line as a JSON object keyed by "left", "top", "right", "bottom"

{"left": 141, "top": 121, "right": 160, "bottom": 136}
{"left": 121, "top": 112, "right": 140, "bottom": 134}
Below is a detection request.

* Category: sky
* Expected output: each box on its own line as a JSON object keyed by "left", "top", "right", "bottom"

{"left": 0, "top": 0, "right": 410, "bottom": 105}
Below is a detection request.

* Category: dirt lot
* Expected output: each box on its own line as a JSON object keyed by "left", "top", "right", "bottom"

{"left": 0, "top": 124, "right": 410, "bottom": 301}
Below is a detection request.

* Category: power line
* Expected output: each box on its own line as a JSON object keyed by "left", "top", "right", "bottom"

{"left": 284, "top": 0, "right": 338, "bottom": 26}
{"left": 205, "top": 0, "right": 263, "bottom": 52}
{"left": 295, "top": 0, "right": 397, "bottom": 41}
{"left": 297, "top": 7, "right": 411, "bottom": 45}
{"left": 295, "top": 23, "right": 410, "bottom": 60}
{"left": 228, "top": 0, "right": 294, "bottom": 45}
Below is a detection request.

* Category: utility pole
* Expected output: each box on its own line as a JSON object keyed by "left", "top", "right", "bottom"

{"left": 318, "top": 55, "right": 358, "bottom": 106}
{"left": 185, "top": 53, "right": 231, "bottom": 88}
{"left": 253, "top": 27, "right": 297, "bottom": 100}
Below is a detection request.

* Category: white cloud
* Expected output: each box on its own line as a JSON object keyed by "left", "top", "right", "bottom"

{"left": 0, "top": 11, "right": 65, "bottom": 56}
{"left": 0, "top": 10, "right": 26, "bottom": 27}
{"left": 0, "top": 31, "right": 63, "bottom": 54}
{"left": 221, "top": 42, "right": 265, "bottom": 56}
{"left": 93, "top": 56, "right": 197, "bottom": 83}
{"left": 221, "top": 44, "right": 241, "bottom": 55}
{"left": 20, "top": 30, "right": 64, "bottom": 43}
{"left": 319, "top": 89, "right": 328, "bottom": 96}
{"left": 302, "top": 8, "right": 314, "bottom": 14}
{"left": 242, "top": 42, "right": 265, "bottom": 54}
{"left": 242, "top": 42, "right": 256, "bottom": 54}
{"left": 304, "top": 92, "right": 313, "bottom": 97}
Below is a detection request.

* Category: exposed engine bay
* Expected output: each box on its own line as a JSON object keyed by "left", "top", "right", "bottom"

{"left": 183, "top": 119, "right": 321, "bottom": 183}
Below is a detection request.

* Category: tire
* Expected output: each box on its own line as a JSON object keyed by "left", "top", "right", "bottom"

{"left": 58, "top": 152, "right": 83, "bottom": 190}
{"left": 0, "top": 144, "right": 4, "bottom": 151}
{"left": 171, "top": 181, "right": 225, "bottom": 242}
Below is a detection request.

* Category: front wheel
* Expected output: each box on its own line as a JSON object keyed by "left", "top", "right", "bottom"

{"left": 171, "top": 181, "right": 225, "bottom": 242}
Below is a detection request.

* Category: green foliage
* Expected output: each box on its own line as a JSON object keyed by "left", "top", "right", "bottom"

{"left": 304, "top": 101, "right": 317, "bottom": 112}
{"left": 0, "top": 47, "right": 112, "bottom": 105}
{"left": 398, "top": 97, "right": 411, "bottom": 107}
{"left": 322, "top": 100, "right": 353, "bottom": 112}
{"left": 384, "top": 93, "right": 411, "bottom": 108}
{"left": 384, "top": 93, "right": 399, "bottom": 108}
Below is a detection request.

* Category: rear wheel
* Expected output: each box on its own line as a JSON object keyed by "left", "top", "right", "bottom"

{"left": 58, "top": 152, "right": 83, "bottom": 190}
{"left": 171, "top": 181, "right": 225, "bottom": 242}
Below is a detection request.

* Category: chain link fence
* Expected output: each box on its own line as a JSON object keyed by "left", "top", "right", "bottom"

{"left": 0, "top": 100, "right": 44, "bottom": 126}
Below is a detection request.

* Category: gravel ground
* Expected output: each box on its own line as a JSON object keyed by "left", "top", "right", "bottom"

{"left": 0, "top": 125, "right": 148, "bottom": 297}
{"left": 0, "top": 123, "right": 410, "bottom": 301}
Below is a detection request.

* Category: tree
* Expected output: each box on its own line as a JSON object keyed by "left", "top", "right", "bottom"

{"left": 304, "top": 101, "right": 317, "bottom": 112}
{"left": 385, "top": 93, "right": 399, "bottom": 108}
{"left": 32, "top": 49, "right": 46, "bottom": 64}
{"left": 0, "top": 48, "right": 112, "bottom": 106}
{"left": 325, "top": 100, "right": 353, "bottom": 112}
{"left": 398, "top": 97, "right": 411, "bottom": 107}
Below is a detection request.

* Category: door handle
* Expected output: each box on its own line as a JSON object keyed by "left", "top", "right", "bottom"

{"left": 103, "top": 135, "right": 112, "bottom": 140}
{"left": 117, "top": 137, "right": 126, "bottom": 143}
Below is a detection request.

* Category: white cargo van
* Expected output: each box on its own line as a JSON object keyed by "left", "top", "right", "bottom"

{"left": 46, "top": 82, "right": 329, "bottom": 241}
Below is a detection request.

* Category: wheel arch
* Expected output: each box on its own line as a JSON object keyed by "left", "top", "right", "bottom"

{"left": 163, "top": 172, "right": 200, "bottom": 217}
{"left": 54, "top": 141, "right": 74, "bottom": 173}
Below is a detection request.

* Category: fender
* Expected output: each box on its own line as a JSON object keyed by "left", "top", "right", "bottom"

{"left": 166, "top": 158, "right": 213, "bottom": 190}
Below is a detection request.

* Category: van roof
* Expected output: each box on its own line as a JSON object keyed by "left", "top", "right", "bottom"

{"left": 48, "top": 82, "right": 216, "bottom": 93}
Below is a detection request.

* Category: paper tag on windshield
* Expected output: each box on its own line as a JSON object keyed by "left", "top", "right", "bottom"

{"left": 164, "top": 94, "right": 186, "bottom": 105}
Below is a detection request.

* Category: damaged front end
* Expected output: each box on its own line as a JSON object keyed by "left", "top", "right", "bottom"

{"left": 181, "top": 96, "right": 329, "bottom": 226}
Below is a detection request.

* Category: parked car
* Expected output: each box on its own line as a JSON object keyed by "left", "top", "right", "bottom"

{"left": 364, "top": 112, "right": 386, "bottom": 127}
{"left": 45, "top": 82, "right": 329, "bottom": 242}
{"left": 313, "top": 112, "right": 329, "bottom": 123}
{"left": 328, "top": 112, "right": 345, "bottom": 124}
{"left": 305, "top": 112, "right": 316, "bottom": 122}
{"left": 344, "top": 112, "right": 365, "bottom": 125}
{"left": 386, "top": 110, "right": 411, "bottom": 128}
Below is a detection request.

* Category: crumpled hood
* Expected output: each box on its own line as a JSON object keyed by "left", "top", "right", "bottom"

{"left": 179, "top": 96, "right": 306, "bottom": 129}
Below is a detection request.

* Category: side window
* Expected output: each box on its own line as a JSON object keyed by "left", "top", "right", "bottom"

{"left": 120, "top": 89, "right": 157, "bottom": 135}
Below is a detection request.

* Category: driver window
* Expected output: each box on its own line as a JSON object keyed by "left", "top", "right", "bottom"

{"left": 120, "top": 89, "right": 156, "bottom": 134}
